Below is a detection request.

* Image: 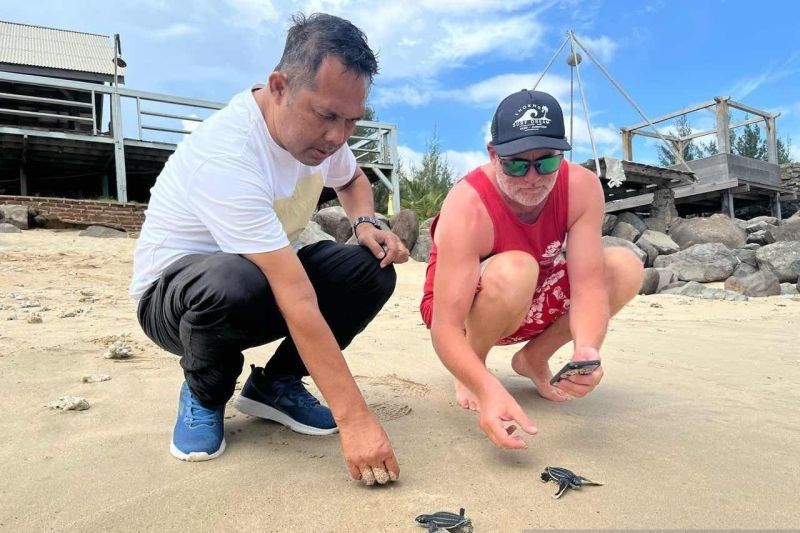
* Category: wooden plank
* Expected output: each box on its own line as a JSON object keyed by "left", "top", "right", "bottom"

{"left": 624, "top": 98, "right": 718, "bottom": 131}
{"left": 727, "top": 99, "right": 777, "bottom": 119}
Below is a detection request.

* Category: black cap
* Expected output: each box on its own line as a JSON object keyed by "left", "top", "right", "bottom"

{"left": 490, "top": 89, "right": 571, "bottom": 157}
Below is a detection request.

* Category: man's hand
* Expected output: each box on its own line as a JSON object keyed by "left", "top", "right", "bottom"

{"left": 477, "top": 379, "right": 538, "bottom": 449}
{"left": 356, "top": 225, "right": 409, "bottom": 268}
{"left": 554, "top": 346, "right": 604, "bottom": 398}
{"left": 338, "top": 409, "right": 400, "bottom": 485}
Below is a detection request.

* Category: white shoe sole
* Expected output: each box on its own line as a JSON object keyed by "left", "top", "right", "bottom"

{"left": 170, "top": 438, "right": 226, "bottom": 462}
{"left": 233, "top": 396, "right": 339, "bottom": 436}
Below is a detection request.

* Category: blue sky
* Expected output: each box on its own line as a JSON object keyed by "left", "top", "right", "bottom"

{"left": 4, "top": 0, "right": 800, "bottom": 177}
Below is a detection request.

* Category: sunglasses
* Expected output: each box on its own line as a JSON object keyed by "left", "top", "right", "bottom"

{"left": 499, "top": 153, "right": 564, "bottom": 177}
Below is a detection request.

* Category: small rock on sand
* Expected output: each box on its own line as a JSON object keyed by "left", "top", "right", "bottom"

{"left": 47, "top": 396, "right": 90, "bottom": 411}
{"left": 26, "top": 312, "right": 43, "bottom": 324}
{"left": 104, "top": 341, "right": 132, "bottom": 359}
{"left": 82, "top": 374, "right": 111, "bottom": 383}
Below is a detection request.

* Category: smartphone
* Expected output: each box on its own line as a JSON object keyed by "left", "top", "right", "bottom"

{"left": 550, "top": 359, "right": 601, "bottom": 385}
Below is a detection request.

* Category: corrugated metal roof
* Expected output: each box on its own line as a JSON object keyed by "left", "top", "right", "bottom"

{"left": 0, "top": 21, "right": 125, "bottom": 77}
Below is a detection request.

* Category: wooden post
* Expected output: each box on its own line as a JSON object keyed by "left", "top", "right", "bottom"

{"left": 715, "top": 98, "right": 730, "bottom": 154}
{"left": 621, "top": 129, "right": 633, "bottom": 161}
{"left": 721, "top": 189, "right": 735, "bottom": 218}
{"left": 673, "top": 141, "right": 684, "bottom": 164}
{"left": 19, "top": 166, "right": 27, "bottom": 196}
{"left": 772, "top": 192, "right": 782, "bottom": 220}
{"left": 766, "top": 117, "right": 778, "bottom": 164}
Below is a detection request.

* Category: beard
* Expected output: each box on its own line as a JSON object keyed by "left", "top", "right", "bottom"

{"left": 495, "top": 172, "right": 556, "bottom": 208}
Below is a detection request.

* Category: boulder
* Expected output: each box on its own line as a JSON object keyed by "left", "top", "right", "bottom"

{"left": 611, "top": 221, "right": 640, "bottom": 242}
{"left": 669, "top": 214, "right": 747, "bottom": 249}
{"left": 746, "top": 230, "right": 774, "bottom": 246}
{"left": 389, "top": 209, "right": 419, "bottom": 251}
{"left": 617, "top": 212, "right": 648, "bottom": 234}
{"left": 601, "top": 236, "right": 647, "bottom": 264}
{"left": 79, "top": 225, "right": 127, "bottom": 238}
{"left": 733, "top": 248, "right": 758, "bottom": 267}
{"left": 661, "top": 280, "right": 748, "bottom": 301}
{"left": 636, "top": 239, "right": 658, "bottom": 267}
{"left": 637, "top": 230, "right": 680, "bottom": 255}
{"left": 755, "top": 241, "right": 800, "bottom": 282}
{"left": 313, "top": 206, "right": 352, "bottom": 243}
{"left": 724, "top": 269, "right": 780, "bottom": 297}
{"left": 0, "top": 204, "right": 28, "bottom": 230}
{"left": 655, "top": 268, "right": 678, "bottom": 293}
{"left": 0, "top": 222, "right": 21, "bottom": 234}
{"left": 749, "top": 215, "right": 779, "bottom": 226}
{"left": 731, "top": 262, "right": 758, "bottom": 278}
{"left": 745, "top": 220, "right": 777, "bottom": 234}
{"left": 411, "top": 217, "right": 436, "bottom": 262}
{"left": 780, "top": 282, "right": 799, "bottom": 296}
{"left": 765, "top": 220, "right": 800, "bottom": 242}
{"left": 296, "top": 221, "right": 335, "bottom": 248}
{"left": 797, "top": 274, "right": 800, "bottom": 293}
{"left": 660, "top": 281, "right": 687, "bottom": 292}
{"left": 653, "top": 243, "right": 737, "bottom": 282}
{"left": 639, "top": 268, "right": 660, "bottom": 295}
{"left": 602, "top": 214, "right": 617, "bottom": 236}
{"left": 33, "top": 213, "right": 69, "bottom": 229}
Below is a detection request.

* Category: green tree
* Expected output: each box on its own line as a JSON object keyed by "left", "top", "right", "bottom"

{"left": 733, "top": 120, "right": 767, "bottom": 160}
{"left": 656, "top": 114, "right": 704, "bottom": 166}
{"left": 778, "top": 137, "right": 793, "bottom": 164}
{"left": 399, "top": 132, "right": 454, "bottom": 220}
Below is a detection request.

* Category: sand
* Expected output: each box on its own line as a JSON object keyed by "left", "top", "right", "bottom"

{"left": 1, "top": 229, "right": 799, "bottom": 531}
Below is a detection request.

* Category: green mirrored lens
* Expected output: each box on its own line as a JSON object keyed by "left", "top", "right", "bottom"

{"left": 502, "top": 159, "right": 531, "bottom": 176}
{"left": 534, "top": 155, "right": 563, "bottom": 174}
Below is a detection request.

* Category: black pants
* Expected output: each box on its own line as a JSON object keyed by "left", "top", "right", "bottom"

{"left": 136, "top": 241, "right": 396, "bottom": 407}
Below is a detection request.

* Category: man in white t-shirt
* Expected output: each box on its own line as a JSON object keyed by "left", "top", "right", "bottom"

{"left": 131, "top": 13, "right": 408, "bottom": 486}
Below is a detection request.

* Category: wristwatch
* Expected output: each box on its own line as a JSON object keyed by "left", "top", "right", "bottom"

{"left": 352, "top": 215, "right": 382, "bottom": 236}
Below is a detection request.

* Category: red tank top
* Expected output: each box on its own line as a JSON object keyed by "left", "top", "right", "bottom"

{"left": 420, "top": 161, "right": 570, "bottom": 325}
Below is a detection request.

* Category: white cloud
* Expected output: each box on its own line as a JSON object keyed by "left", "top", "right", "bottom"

{"left": 398, "top": 144, "right": 487, "bottom": 180}
{"left": 397, "top": 144, "right": 424, "bottom": 170}
{"left": 727, "top": 53, "right": 800, "bottom": 100}
{"left": 224, "top": 0, "right": 279, "bottom": 27}
{"left": 374, "top": 72, "right": 573, "bottom": 108}
{"left": 219, "top": 1, "right": 553, "bottom": 80}
{"left": 152, "top": 23, "right": 199, "bottom": 39}
{"left": 574, "top": 34, "right": 618, "bottom": 64}
{"left": 443, "top": 149, "right": 487, "bottom": 178}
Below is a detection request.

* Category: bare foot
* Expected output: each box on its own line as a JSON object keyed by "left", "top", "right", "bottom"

{"left": 511, "top": 351, "right": 572, "bottom": 402}
{"left": 454, "top": 379, "right": 480, "bottom": 411}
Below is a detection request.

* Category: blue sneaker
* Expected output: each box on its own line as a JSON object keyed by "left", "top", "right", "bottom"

{"left": 233, "top": 365, "right": 337, "bottom": 436}
{"left": 170, "top": 382, "right": 226, "bottom": 461}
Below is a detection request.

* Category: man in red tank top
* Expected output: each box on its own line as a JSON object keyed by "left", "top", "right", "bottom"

{"left": 421, "top": 90, "right": 643, "bottom": 449}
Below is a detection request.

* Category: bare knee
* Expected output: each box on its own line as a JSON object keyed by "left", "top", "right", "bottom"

{"left": 478, "top": 251, "right": 539, "bottom": 312}
{"left": 603, "top": 247, "right": 644, "bottom": 303}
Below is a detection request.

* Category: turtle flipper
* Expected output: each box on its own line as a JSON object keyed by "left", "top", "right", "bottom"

{"left": 577, "top": 476, "right": 604, "bottom": 486}
{"left": 552, "top": 479, "right": 571, "bottom": 499}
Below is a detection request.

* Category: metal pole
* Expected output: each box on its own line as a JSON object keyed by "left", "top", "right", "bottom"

{"left": 569, "top": 33, "right": 601, "bottom": 177}
{"left": 111, "top": 90, "right": 127, "bottom": 202}
{"left": 569, "top": 39, "right": 575, "bottom": 162}
{"left": 532, "top": 34, "right": 571, "bottom": 91}
{"left": 570, "top": 31, "right": 691, "bottom": 171}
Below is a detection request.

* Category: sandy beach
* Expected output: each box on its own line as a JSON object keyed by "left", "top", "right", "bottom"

{"left": 1, "top": 229, "right": 799, "bottom": 531}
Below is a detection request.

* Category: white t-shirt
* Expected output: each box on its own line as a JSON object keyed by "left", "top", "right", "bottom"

{"left": 129, "top": 86, "right": 356, "bottom": 299}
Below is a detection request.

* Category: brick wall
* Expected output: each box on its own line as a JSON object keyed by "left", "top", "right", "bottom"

{"left": 0, "top": 195, "right": 146, "bottom": 232}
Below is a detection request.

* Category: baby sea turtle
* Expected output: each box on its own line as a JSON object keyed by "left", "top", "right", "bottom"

{"left": 415, "top": 507, "right": 473, "bottom": 532}
{"left": 540, "top": 466, "right": 603, "bottom": 499}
